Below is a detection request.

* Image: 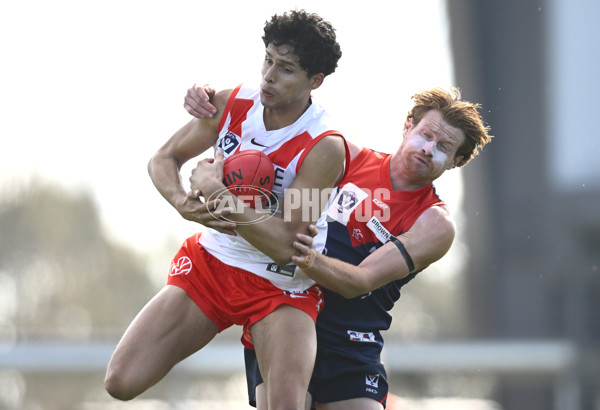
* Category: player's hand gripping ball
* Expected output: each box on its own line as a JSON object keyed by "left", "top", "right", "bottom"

{"left": 222, "top": 150, "right": 275, "bottom": 208}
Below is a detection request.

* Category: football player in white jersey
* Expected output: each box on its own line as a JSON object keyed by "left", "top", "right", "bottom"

{"left": 105, "top": 10, "right": 347, "bottom": 410}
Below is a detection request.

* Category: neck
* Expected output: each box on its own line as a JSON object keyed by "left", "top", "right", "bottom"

{"left": 263, "top": 98, "right": 311, "bottom": 131}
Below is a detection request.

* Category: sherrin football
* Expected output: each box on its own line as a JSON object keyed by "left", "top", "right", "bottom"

{"left": 222, "top": 150, "right": 275, "bottom": 208}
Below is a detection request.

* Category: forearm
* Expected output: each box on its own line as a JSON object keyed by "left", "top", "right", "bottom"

{"left": 208, "top": 187, "right": 303, "bottom": 265}
{"left": 237, "top": 219, "right": 301, "bottom": 266}
{"left": 148, "top": 114, "right": 223, "bottom": 211}
{"left": 148, "top": 153, "right": 188, "bottom": 210}
{"left": 302, "top": 252, "right": 371, "bottom": 299}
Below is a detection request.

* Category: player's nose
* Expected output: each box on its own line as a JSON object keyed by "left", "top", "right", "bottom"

{"left": 263, "top": 65, "right": 276, "bottom": 83}
{"left": 422, "top": 141, "right": 435, "bottom": 155}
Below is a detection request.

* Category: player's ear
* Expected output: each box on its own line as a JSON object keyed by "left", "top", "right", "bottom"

{"left": 403, "top": 119, "right": 413, "bottom": 137}
{"left": 310, "top": 73, "right": 325, "bottom": 90}
{"left": 449, "top": 155, "right": 464, "bottom": 169}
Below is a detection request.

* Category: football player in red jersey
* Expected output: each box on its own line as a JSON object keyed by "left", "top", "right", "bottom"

{"left": 185, "top": 85, "right": 493, "bottom": 409}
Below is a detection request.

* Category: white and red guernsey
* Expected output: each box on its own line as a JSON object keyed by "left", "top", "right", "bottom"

{"left": 199, "top": 85, "right": 349, "bottom": 291}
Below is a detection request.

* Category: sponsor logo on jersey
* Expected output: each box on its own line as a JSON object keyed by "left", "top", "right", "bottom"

{"left": 366, "top": 373, "right": 380, "bottom": 388}
{"left": 366, "top": 216, "right": 392, "bottom": 244}
{"left": 218, "top": 132, "right": 240, "bottom": 154}
{"left": 347, "top": 330, "right": 377, "bottom": 343}
{"left": 373, "top": 198, "right": 388, "bottom": 209}
{"left": 266, "top": 263, "right": 296, "bottom": 277}
{"left": 169, "top": 256, "right": 192, "bottom": 276}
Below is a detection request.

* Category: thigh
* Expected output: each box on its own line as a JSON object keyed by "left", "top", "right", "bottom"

{"left": 255, "top": 383, "right": 268, "bottom": 409}
{"left": 107, "top": 285, "right": 219, "bottom": 390}
{"left": 251, "top": 305, "right": 317, "bottom": 406}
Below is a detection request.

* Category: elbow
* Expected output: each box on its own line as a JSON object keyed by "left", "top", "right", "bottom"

{"left": 331, "top": 277, "right": 372, "bottom": 299}
{"left": 148, "top": 151, "right": 181, "bottom": 177}
{"left": 147, "top": 156, "right": 155, "bottom": 176}
{"left": 147, "top": 152, "right": 162, "bottom": 178}
{"left": 269, "top": 232, "right": 301, "bottom": 267}
{"left": 339, "top": 286, "right": 370, "bottom": 300}
{"left": 271, "top": 249, "right": 294, "bottom": 267}
{"left": 339, "top": 290, "right": 359, "bottom": 299}
{"left": 273, "top": 256, "right": 292, "bottom": 267}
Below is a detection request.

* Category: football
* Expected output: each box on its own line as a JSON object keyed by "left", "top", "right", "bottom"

{"left": 222, "top": 150, "right": 275, "bottom": 208}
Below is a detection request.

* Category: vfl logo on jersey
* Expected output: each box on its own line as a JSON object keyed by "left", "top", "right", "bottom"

{"left": 217, "top": 131, "right": 240, "bottom": 154}
{"left": 337, "top": 190, "right": 357, "bottom": 212}
{"left": 366, "top": 216, "right": 393, "bottom": 244}
{"left": 366, "top": 373, "right": 380, "bottom": 388}
{"left": 327, "top": 183, "right": 368, "bottom": 225}
{"left": 347, "top": 330, "right": 377, "bottom": 343}
{"left": 169, "top": 256, "right": 192, "bottom": 276}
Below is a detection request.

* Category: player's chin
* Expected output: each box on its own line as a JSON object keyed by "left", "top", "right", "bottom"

{"left": 259, "top": 94, "right": 279, "bottom": 108}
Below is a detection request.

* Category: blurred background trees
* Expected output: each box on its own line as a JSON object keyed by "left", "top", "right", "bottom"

{"left": 0, "top": 181, "right": 155, "bottom": 341}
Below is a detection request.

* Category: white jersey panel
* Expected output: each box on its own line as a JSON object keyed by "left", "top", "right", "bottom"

{"left": 199, "top": 85, "right": 342, "bottom": 291}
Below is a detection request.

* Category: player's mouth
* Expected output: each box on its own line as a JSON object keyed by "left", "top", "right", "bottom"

{"left": 261, "top": 88, "right": 275, "bottom": 98}
{"left": 412, "top": 154, "right": 429, "bottom": 167}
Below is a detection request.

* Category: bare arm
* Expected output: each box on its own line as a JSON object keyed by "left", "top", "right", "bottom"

{"left": 190, "top": 135, "right": 347, "bottom": 265}
{"left": 148, "top": 89, "right": 236, "bottom": 232}
{"left": 292, "top": 205, "right": 456, "bottom": 298}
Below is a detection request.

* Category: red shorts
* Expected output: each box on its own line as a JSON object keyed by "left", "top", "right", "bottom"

{"left": 167, "top": 233, "right": 324, "bottom": 349}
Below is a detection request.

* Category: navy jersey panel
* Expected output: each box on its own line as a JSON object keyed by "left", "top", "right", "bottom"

{"left": 314, "top": 147, "right": 443, "bottom": 368}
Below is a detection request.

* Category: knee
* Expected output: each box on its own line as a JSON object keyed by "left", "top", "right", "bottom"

{"left": 104, "top": 368, "right": 139, "bottom": 401}
{"left": 265, "top": 381, "right": 307, "bottom": 410}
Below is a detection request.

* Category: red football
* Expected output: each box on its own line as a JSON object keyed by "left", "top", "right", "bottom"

{"left": 222, "top": 150, "right": 275, "bottom": 208}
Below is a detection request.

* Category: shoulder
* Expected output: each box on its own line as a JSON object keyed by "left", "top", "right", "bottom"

{"left": 315, "top": 133, "right": 346, "bottom": 152}
{"left": 412, "top": 205, "right": 455, "bottom": 238}
{"left": 299, "top": 133, "right": 346, "bottom": 172}
{"left": 292, "top": 133, "right": 346, "bottom": 188}
{"left": 304, "top": 133, "right": 347, "bottom": 169}
{"left": 213, "top": 88, "right": 235, "bottom": 111}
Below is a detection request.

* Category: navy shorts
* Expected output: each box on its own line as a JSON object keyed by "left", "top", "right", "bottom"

{"left": 244, "top": 347, "right": 388, "bottom": 408}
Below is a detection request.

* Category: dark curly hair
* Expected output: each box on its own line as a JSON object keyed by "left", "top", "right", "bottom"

{"left": 262, "top": 10, "right": 342, "bottom": 77}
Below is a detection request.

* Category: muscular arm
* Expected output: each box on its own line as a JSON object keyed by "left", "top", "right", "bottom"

{"left": 294, "top": 205, "right": 456, "bottom": 298}
{"left": 190, "top": 134, "right": 347, "bottom": 266}
{"left": 148, "top": 89, "right": 233, "bottom": 225}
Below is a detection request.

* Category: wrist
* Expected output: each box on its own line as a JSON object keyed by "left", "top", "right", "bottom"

{"left": 195, "top": 178, "right": 226, "bottom": 199}
{"left": 296, "top": 249, "right": 317, "bottom": 271}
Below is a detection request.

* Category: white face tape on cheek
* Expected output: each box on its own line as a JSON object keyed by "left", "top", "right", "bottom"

{"left": 431, "top": 146, "right": 449, "bottom": 167}
{"left": 417, "top": 135, "right": 449, "bottom": 168}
